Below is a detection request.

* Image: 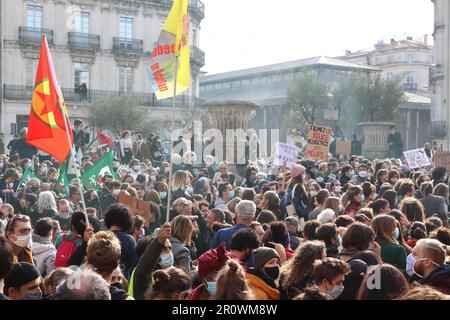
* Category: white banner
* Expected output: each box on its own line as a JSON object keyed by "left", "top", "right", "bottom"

{"left": 403, "top": 148, "right": 431, "bottom": 169}
{"left": 272, "top": 142, "right": 300, "bottom": 167}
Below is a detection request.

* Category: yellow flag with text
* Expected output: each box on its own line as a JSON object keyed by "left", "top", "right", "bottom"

{"left": 147, "top": 0, "right": 190, "bottom": 100}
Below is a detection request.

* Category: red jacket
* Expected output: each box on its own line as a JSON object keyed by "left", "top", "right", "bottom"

{"left": 344, "top": 200, "right": 361, "bottom": 217}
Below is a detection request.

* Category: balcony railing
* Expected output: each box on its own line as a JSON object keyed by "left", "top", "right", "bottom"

{"left": 19, "top": 27, "right": 54, "bottom": 45}
{"left": 3, "top": 84, "right": 204, "bottom": 108}
{"left": 190, "top": 45, "right": 205, "bottom": 67}
{"left": 430, "top": 65, "right": 444, "bottom": 82}
{"left": 68, "top": 32, "right": 100, "bottom": 51}
{"left": 403, "top": 82, "right": 418, "bottom": 91}
{"left": 113, "top": 38, "right": 143, "bottom": 55}
{"left": 189, "top": 0, "right": 205, "bottom": 19}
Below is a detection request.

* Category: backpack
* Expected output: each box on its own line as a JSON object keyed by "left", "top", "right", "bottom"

{"left": 54, "top": 234, "right": 80, "bottom": 268}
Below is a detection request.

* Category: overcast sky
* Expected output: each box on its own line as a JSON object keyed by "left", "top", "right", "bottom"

{"left": 200, "top": 0, "right": 434, "bottom": 75}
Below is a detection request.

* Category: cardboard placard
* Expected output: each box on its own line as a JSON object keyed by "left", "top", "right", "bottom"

{"left": 272, "top": 142, "right": 300, "bottom": 167}
{"left": 434, "top": 151, "right": 450, "bottom": 171}
{"left": 336, "top": 140, "right": 352, "bottom": 156}
{"left": 118, "top": 192, "right": 152, "bottom": 227}
{"left": 403, "top": 148, "right": 431, "bottom": 169}
{"left": 304, "top": 124, "right": 332, "bottom": 161}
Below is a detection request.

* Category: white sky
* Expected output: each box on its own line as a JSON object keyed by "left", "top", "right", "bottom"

{"left": 200, "top": 0, "right": 434, "bottom": 75}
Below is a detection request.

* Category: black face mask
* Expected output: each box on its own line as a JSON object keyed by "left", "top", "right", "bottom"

{"left": 30, "top": 187, "right": 39, "bottom": 193}
{"left": 264, "top": 266, "right": 280, "bottom": 280}
{"left": 111, "top": 282, "right": 123, "bottom": 290}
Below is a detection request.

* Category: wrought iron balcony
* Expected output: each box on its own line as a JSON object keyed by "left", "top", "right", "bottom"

{"left": 3, "top": 84, "right": 204, "bottom": 108}
{"left": 430, "top": 65, "right": 444, "bottom": 82}
{"left": 403, "top": 82, "right": 418, "bottom": 91}
{"left": 68, "top": 32, "right": 101, "bottom": 51}
{"left": 190, "top": 45, "right": 205, "bottom": 68}
{"left": 113, "top": 38, "right": 143, "bottom": 55}
{"left": 19, "top": 27, "right": 54, "bottom": 45}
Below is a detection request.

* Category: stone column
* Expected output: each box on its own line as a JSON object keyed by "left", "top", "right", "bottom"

{"left": 359, "top": 122, "right": 396, "bottom": 159}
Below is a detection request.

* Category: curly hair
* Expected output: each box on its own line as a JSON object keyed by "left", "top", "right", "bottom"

{"left": 399, "top": 198, "right": 425, "bottom": 223}
{"left": 145, "top": 267, "right": 191, "bottom": 300}
{"left": 104, "top": 203, "right": 133, "bottom": 232}
{"left": 282, "top": 240, "right": 325, "bottom": 291}
{"left": 87, "top": 231, "right": 121, "bottom": 276}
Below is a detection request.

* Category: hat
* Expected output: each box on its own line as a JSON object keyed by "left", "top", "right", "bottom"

{"left": 197, "top": 243, "right": 230, "bottom": 278}
{"left": 236, "top": 200, "right": 256, "bottom": 220}
{"left": 285, "top": 216, "right": 299, "bottom": 228}
{"left": 4, "top": 262, "right": 40, "bottom": 294}
{"left": 252, "top": 247, "right": 280, "bottom": 271}
{"left": 290, "top": 164, "right": 306, "bottom": 178}
{"left": 256, "top": 172, "right": 267, "bottom": 179}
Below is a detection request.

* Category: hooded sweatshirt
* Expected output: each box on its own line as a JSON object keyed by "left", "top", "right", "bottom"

{"left": 31, "top": 234, "right": 56, "bottom": 277}
{"left": 419, "top": 264, "right": 450, "bottom": 295}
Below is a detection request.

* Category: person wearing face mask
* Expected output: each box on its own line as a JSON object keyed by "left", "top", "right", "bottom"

{"left": 408, "top": 238, "right": 450, "bottom": 294}
{"left": 188, "top": 243, "right": 231, "bottom": 300}
{"left": 128, "top": 159, "right": 142, "bottom": 181}
{"left": 313, "top": 257, "right": 350, "bottom": 300}
{"left": 0, "top": 168, "right": 20, "bottom": 204}
{"left": 372, "top": 214, "right": 407, "bottom": 270}
{"left": 214, "top": 182, "right": 234, "bottom": 210}
{"left": 329, "top": 180, "right": 342, "bottom": 197}
{"left": 5, "top": 214, "right": 33, "bottom": 264}
{"left": 246, "top": 247, "right": 282, "bottom": 300}
{"left": 388, "top": 170, "right": 400, "bottom": 186}
{"left": 316, "top": 223, "right": 342, "bottom": 259}
{"left": 339, "top": 165, "right": 354, "bottom": 187}
{"left": 31, "top": 218, "right": 56, "bottom": 277}
{"left": 344, "top": 186, "right": 364, "bottom": 217}
{"left": 4, "top": 262, "right": 42, "bottom": 300}
{"left": 131, "top": 223, "right": 173, "bottom": 300}
{"left": 354, "top": 164, "right": 369, "bottom": 185}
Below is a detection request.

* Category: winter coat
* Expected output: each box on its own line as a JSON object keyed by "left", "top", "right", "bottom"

{"left": 169, "top": 236, "right": 192, "bottom": 274}
{"left": 32, "top": 234, "right": 56, "bottom": 277}
{"left": 246, "top": 269, "right": 280, "bottom": 300}
{"left": 420, "top": 264, "right": 450, "bottom": 295}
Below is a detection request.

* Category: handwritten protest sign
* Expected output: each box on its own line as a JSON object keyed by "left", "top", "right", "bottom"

{"left": 304, "top": 124, "right": 332, "bottom": 161}
{"left": 272, "top": 142, "right": 300, "bottom": 167}
{"left": 434, "top": 152, "right": 450, "bottom": 171}
{"left": 118, "top": 192, "right": 152, "bottom": 227}
{"left": 336, "top": 140, "right": 352, "bottom": 156}
{"left": 403, "top": 148, "right": 431, "bottom": 169}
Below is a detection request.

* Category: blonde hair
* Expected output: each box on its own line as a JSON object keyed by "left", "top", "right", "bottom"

{"left": 172, "top": 197, "right": 190, "bottom": 214}
{"left": 19, "top": 128, "right": 28, "bottom": 140}
{"left": 172, "top": 171, "right": 189, "bottom": 191}
{"left": 171, "top": 215, "right": 193, "bottom": 245}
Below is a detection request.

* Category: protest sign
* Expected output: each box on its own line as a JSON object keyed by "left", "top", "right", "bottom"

{"left": 434, "top": 151, "right": 450, "bottom": 171}
{"left": 336, "top": 140, "right": 352, "bottom": 156}
{"left": 272, "top": 142, "right": 300, "bottom": 167}
{"left": 304, "top": 124, "right": 332, "bottom": 161}
{"left": 118, "top": 192, "right": 152, "bottom": 227}
{"left": 403, "top": 148, "right": 431, "bottom": 169}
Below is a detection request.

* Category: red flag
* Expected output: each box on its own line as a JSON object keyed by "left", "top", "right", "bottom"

{"left": 26, "top": 35, "right": 73, "bottom": 163}
{"left": 96, "top": 129, "right": 113, "bottom": 146}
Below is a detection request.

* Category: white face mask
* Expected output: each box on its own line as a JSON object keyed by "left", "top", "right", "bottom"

{"left": 310, "top": 191, "right": 318, "bottom": 197}
{"left": 334, "top": 186, "right": 342, "bottom": 193}
{"left": 159, "top": 192, "right": 167, "bottom": 199}
{"left": 133, "top": 165, "right": 141, "bottom": 171}
{"left": 329, "top": 284, "right": 344, "bottom": 299}
{"left": 358, "top": 171, "right": 368, "bottom": 178}
{"left": 13, "top": 234, "right": 32, "bottom": 248}
{"left": 159, "top": 251, "right": 174, "bottom": 268}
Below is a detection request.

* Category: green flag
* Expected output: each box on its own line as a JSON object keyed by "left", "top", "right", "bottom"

{"left": 17, "top": 168, "right": 39, "bottom": 192}
{"left": 54, "top": 167, "right": 70, "bottom": 196}
{"left": 80, "top": 152, "right": 117, "bottom": 191}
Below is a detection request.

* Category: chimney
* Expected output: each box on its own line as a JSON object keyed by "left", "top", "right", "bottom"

{"left": 374, "top": 40, "right": 384, "bottom": 51}
{"left": 390, "top": 38, "right": 396, "bottom": 46}
{"left": 407, "top": 36, "right": 413, "bottom": 41}
{"left": 424, "top": 34, "right": 429, "bottom": 46}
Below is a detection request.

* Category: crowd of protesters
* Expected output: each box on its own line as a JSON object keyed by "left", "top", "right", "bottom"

{"left": 0, "top": 123, "right": 449, "bottom": 300}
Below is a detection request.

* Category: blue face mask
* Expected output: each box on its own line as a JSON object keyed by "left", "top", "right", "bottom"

{"left": 159, "top": 252, "right": 174, "bottom": 268}
{"left": 316, "top": 176, "right": 324, "bottom": 183}
{"left": 206, "top": 281, "right": 217, "bottom": 295}
{"left": 359, "top": 194, "right": 365, "bottom": 203}
{"left": 228, "top": 190, "right": 235, "bottom": 199}
{"left": 394, "top": 227, "right": 400, "bottom": 240}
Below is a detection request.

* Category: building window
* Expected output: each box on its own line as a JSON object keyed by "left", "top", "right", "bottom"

{"left": 241, "top": 79, "right": 250, "bottom": 86}
{"left": 388, "top": 56, "right": 395, "bottom": 64}
{"left": 231, "top": 80, "right": 240, "bottom": 88}
{"left": 429, "top": 55, "right": 433, "bottom": 64}
{"left": 387, "top": 72, "right": 394, "bottom": 81}
{"left": 404, "top": 71, "right": 416, "bottom": 83}
{"left": 375, "top": 56, "right": 382, "bottom": 65}
{"left": 27, "top": 5, "right": 42, "bottom": 29}
{"left": 16, "top": 115, "right": 30, "bottom": 135}
{"left": 26, "top": 59, "right": 39, "bottom": 87}
{"left": 74, "top": 63, "right": 90, "bottom": 88}
{"left": 192, "top": 28, "right": 198, "bottom": 46}
{"left": 407, "top": 54, "right": 414, "bottom": 64}
{"left": 120, "top": 17, "right": 133, "bottom": 39}
{"left": 223, "top": 82, "right": 231, "bottom": 89}
{"left": 119, "top": 67, "right": 133, "bottom": 92}
{"left": 75, "top": 11, "right": 90, "bottom": 34}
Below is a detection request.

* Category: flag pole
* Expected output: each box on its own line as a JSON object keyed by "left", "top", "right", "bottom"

{"left": 165, "top": 55, "right": 179, "bottom": 224}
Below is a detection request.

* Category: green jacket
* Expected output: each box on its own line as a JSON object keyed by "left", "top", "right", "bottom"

{"left": 378, "top": 239, "right": 407, "bottom": 270}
